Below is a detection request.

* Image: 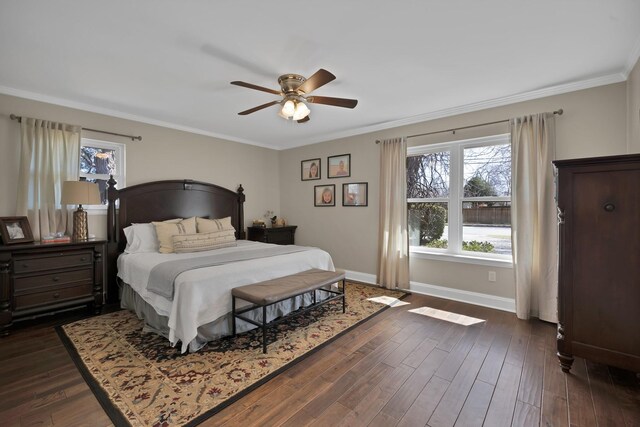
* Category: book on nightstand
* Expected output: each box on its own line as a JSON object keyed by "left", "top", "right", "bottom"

{"left": 41, "top": 235, "right": 72, "bottom": 244}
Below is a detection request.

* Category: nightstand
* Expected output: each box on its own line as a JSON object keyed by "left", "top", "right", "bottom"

{"left": 247, "top": 226, "right": 297, "bottom": 245}
{"left": 0, "top": 240, "right": 106, "bottom": 335}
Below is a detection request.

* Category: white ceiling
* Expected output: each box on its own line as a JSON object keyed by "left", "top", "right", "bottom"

{"left": 1, "top": 1, "right": 639, "bottom": 150}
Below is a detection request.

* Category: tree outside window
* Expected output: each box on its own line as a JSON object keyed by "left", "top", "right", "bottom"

{"left": 79, "top": 139, "right": 125, "bottom": 207}
{"left": 407, "top": 134, "right": 512, "bottom": 258}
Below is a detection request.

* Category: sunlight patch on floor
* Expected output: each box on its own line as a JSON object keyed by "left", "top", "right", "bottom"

{"left": 367, "top": 296, "right": 411, "bottom": 307}
{"left": 408, "top": 306, "right": 485, "bottom": 326}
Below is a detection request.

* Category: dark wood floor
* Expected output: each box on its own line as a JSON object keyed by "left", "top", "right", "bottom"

{"left": 1, "top": 292, "right": 638, "bottom": 427}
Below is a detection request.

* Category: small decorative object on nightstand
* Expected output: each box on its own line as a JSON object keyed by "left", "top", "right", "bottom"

{"left": 0, "top": 239, "right": 106, "bottom": 335}
{"left": 247, "top": 225, "right": 297, "bottom": 245}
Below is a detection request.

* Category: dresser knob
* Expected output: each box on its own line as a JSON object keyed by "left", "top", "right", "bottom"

{"left": 52, "top": 276, "right": 60, "bottom": 282}
{"left": 22, "top": 264, "right": 28, "bottom": 269}
{"left": 53, "top": 293, "right": 60, "bottom": 298}
{"left": 80, "top": 257, "right": 87, "bottom": 261}
{"left": 603, "top": 203, "right": 615, "bottom": 212}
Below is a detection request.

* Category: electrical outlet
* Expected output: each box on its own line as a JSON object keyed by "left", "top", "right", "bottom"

{"left": 488, "top": 271, "right": 497, "bottom": 282}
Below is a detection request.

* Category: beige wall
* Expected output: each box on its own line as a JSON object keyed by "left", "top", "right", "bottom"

{"left": 0, "top": 94, "right": 281, "bottom": 238}
{"left": 279, "top": 82, "right": 628, "bottom": 299}
{"left": 0, "top": 81, "right": 630, "bottom": 301}
{"left": 628, "top": 58, "right": 640, "bottom": 153}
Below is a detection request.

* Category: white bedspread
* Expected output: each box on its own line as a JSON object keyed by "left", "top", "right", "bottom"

{"left": 117, "top": 240, "right": 335, "bottom": 352}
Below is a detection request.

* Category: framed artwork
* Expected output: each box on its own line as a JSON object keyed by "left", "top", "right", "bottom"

{"left": 343, "top": 182, "right": 368, "bottom": 207}
{"left": 314, "top": 184, "right": 336, "bottom": 207}
{"left": 301, "top": 158, "right": 321, "bottom": 181}
{"left": 327, "top": 154, "right": 351, "bottom": 178}
{"left": 0, "top": 216, "right": 34, "bottom": 245}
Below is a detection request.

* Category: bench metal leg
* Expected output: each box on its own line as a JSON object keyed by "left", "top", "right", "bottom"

{"left": 262, "top": 305, "right": 267, "bottom": 354}
{"left": 342, "top": 279, "right": 346, "bottom": 313}
{"left": 232, "top": 296, "right": 237, "bottom": 337}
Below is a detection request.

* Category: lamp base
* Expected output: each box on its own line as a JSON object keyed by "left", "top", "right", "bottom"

{"left": 72, "top": 207, "right": 89, "bottom": 241}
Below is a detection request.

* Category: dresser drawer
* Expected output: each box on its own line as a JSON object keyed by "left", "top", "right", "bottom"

{"left": 14, "top": 250, "right": 93, "bottom": 274}
{"left": 14, "top": 268, "right": 93, "bottom": 294}
{"left": 14, "top": 284, "right": 94, "bottom": 311}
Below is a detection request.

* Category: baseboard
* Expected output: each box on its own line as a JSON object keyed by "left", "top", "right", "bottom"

{"left": 343, "top": 270, "right": 378, "bottom": 285}
{"left": 342, "top": 269, "right": 515, "bottom": 313}
{"left": 410, "top": 281, "right": 515, "bottom": 313}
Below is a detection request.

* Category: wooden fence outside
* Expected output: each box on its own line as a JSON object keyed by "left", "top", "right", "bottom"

{"left": 462, "top": 206, "right": 511, "bottom": 225}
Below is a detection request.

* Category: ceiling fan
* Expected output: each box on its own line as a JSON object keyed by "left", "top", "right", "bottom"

{"left": 230, "top": 69, "right": 358, "bottom": 123}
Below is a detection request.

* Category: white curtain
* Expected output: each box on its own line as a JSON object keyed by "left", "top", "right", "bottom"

{"left": 16, "top": 118, "right": 81, "bottom": 240}
{"left": 510, "top": 113, "right": 558, "bottom": 322}
{"left": 377, "top": 137, "right": 410, "bottom": 289}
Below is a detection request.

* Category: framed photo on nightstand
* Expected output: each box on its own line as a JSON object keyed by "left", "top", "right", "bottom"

{"left": 0, "top": 216, "right": 34, "bottom": 245}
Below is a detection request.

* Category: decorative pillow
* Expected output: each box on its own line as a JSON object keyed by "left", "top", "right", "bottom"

{"left": 123, "top": 223, "right": 159, "bottom": 253}
{"left": 153, "top": 217, "right": 197, "bottom": 253}
{"left": 173, "top": 229, "right": 237, "bottom": 253}
{"left": 196, "top": 216, "right": 235, "bottom": 233}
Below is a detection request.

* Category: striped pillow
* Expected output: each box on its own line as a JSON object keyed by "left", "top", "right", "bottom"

{"left": 152, "top": 217, "right": 197, "bottom": 253}
{"left": 172, "top": 229, "right": 237, "bottom": 253}
{"left": 196, "top": 216, "right": 235, "bottom": 233}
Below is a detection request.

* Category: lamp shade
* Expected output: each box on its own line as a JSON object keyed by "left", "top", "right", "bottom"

{"left": 61, "top": 181, "right": 101, "bottom": 205}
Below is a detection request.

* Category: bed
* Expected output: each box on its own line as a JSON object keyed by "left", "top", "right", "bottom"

{"left": 106, "top": 178, "right": 335, "bottom": 353}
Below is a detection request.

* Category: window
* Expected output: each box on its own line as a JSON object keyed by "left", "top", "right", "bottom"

{"left": 407, "top": 134, "right": 511, "bottom": 262}
{"left": 79, "top": 138, "right": 126, "bottom": 208}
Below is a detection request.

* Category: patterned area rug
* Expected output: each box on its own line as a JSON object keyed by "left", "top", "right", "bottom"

{"left": 57, "top": 282, "right": 406, "bottom": 426}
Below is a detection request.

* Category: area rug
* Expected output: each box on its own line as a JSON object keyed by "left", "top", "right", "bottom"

{"left": 56, "top": 282, "right": 406, "bottom": 426}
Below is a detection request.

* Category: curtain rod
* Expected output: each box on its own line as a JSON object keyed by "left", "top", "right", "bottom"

{"left": 9, "top": 114, "right": 142, "bottom": 141}
{"left": 375, "top": 109, "right": 563, "bottom": 143}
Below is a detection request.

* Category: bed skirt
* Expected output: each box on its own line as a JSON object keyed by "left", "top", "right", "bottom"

{"left": 119, "top": 281, "right": 324, "bottom": 352}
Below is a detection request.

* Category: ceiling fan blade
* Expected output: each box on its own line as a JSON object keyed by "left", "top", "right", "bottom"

{"left": 230, "top": 81, "right": 282, "bottom": 95}
{"left": 297, "top": 115, "right": 310, "bottom": 123}
{"left": 306, "top": 96, "right": 358, "bottom": 109}
{"left": 238, "top": 100, "right": 280, "bottom": 115}
{"left": 296, "top": 69, "right": 336, "bottom": 94}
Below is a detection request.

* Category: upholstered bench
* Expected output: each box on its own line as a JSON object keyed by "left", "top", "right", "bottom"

{"left": 231, "top": 269, "right": 346, "bottom": 353}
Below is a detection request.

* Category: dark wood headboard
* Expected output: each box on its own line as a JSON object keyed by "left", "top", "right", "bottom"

{"left": 104, "top": 176, "right": 245, "bottom": 302}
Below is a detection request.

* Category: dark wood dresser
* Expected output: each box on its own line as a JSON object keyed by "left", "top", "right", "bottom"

{"left": 0, "top": 240, "right": 106, "bottom": 335}
{"left": 554, "top": 154, "right": 640, "bottom": 373}
{"left": 247, "top": 226, "right": 297, "bottom": 245}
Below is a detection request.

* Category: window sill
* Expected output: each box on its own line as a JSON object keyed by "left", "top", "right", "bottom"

{"left": 410, "top": 248, "right": 513, "bottom": 268}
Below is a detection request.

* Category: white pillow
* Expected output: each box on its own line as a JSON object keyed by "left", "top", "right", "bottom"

{"left": 123, "top": 223, "right": 159, "bottom": 253}
{"left": 123, "top": 218, "right": 183, "bottom": 254}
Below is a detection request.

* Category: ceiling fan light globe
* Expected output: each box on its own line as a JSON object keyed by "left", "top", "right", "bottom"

{"left": 278, "top": 109, "right": 291, "bottom": 120}
{"left": 281, "top": 100, "right": 296, "bottom": 117}
{"left": 293, "top": 101, "right": 310, "bottom": 121}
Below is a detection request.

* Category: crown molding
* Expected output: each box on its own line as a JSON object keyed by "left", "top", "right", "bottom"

{"left": 0, "top": 85, "right": 282, "bottom": 150}
{"left": 291, "top": 72, "right": 627, "bottom": 148}
{"left": 624, "top": 34, "right": 640, "bottom": 77}
{"left": 1, "top": 71, "right": 627, "bottom": 151}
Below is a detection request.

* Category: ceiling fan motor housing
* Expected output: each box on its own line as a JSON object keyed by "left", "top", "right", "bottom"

{"left": 278, "top": 74, "right": 307, "bottom": 94}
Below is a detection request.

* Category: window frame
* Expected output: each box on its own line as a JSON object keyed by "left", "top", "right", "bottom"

{"left": 407, "top": 133, "right": 513, "bottom": 265}
{"left": 79, "top": 138, "right": 126, "bottom": 211}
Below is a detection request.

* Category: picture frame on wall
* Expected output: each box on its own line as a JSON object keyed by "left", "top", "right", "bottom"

{"left": 342, "top": 182, "right": 368, "bottom": 207}
{"left": 327, "top": 154, "right": 351, "bottom": 178}
{"left": 314, "top": 184, "right": 336, "bottom": 207}
{"left": 301, "top": 158, "right": 321, "bottom": 181}
{"left": 0, "top": 216, "right": 34, "bottom": 245}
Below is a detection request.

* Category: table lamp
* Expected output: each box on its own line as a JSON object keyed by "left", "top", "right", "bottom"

{"left": 61, "top": 181, "right": 101, "bottom": 241}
